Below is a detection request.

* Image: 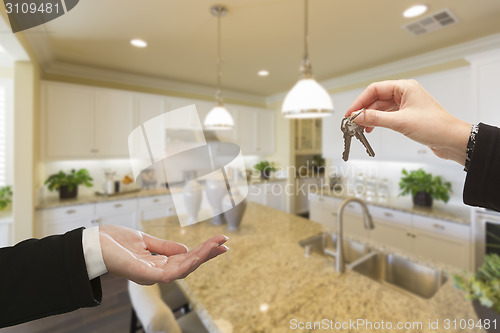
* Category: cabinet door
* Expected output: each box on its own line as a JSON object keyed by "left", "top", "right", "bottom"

{"left": 100, "top": 211, "right": 137, "bottom": 229}
{"left": 246, "top": 183, "right": 265, "bottom": 205}
{"left": 262, "top": 183, "right": 285, "bottom": 212}
{"left": 257, "top": 110, "right": 275, "bottom": 155}
{"left": 237, "top": 107, "right": 258, "bottom": 155}
{"left": 136, "top": 94, "right": 167, "bottom": 126}
{"left": 43, "top": 218, "right": 93, "bottom": 237}
{"left": 94, "top": 90, "right": 134, "bottom": 157}
{"left": 413, "top": 229, "right": 470, "bottom": 270}
{"left": 44, "top": 83, "right": 94, "bottom": 158}
{"left": 370, "top": 220, "right": 412, "bottom": 253}
{"left": 474, "top": 56, "right": 500, "bottom": 126}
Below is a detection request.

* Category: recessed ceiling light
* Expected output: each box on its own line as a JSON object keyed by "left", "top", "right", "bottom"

{"left": 130, "top": 39, "right": 147, "bottom": 48}
{"left": 258, "top": 70, "right": 269, "bottom": 77}
{"left": 403, "top": 4, "right": 428, "bottom": 18}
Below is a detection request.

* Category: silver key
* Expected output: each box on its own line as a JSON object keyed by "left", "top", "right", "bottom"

{"left": 340, "top": 110, "right": 375, "bottom": 160}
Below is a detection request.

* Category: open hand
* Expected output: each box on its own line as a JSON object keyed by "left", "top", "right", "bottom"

{"left": 99, "top": 225, "right": 229, "bottom": 285}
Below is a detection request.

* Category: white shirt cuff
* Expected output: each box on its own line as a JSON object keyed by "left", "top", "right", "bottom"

{"left": 82, "top": 226, "right": 108, "bottom": 280}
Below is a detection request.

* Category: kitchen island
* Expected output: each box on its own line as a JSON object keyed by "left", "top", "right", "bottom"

{"left": 142, "top": 202, "right": 482, "bottom": 333}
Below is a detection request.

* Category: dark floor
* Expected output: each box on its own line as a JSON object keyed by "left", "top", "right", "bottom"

{"left": 1, "top": 274, "right": 141, "bottom": 333}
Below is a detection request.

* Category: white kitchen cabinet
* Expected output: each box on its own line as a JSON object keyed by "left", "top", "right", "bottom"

{"left": 135, "top": 93, "right": 168, "bottom": 126}
{"left": 295, "top": 177, "right": 326, "bottom": 214}
{"left": 36, "top": 204, "right": 97, "bottom": 237}
{"left": 94, "top": 90, "right": 134, "bottom": 157}
{"left": 247, "top": 181, "right": 285, "bottom": 211}
{"left": 238, "top": 106, "right": 275, "bottom": 155}
{"left": 43, "top": 83, "right": 94, "bottom": 158}
{"left": 42, "top": 82, "right": 134, "bottom": 159}
{"left": 308, "top": 195, "right": 472, "bottom": 270}
{"left": 96, "top": 199, "right": 137, "bottom": 229}
{"left": 138, "top": 195, "right": 175, "bottom": 223}
{"left": 468, "top": 50, "right": 500, "bottom": 126}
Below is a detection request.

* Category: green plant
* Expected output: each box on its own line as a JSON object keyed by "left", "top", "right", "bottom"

{"left": 253, "top": 161, "right": 277, "bottom": 173}
{"left": 312, "top": 155, "right": 325, "bottom": 167}
{"left": 453, "top": 254, "right": 500, "bottom": 313}
{"left": 398, "top": 168, "right": 452, "bottom": 203}
{"left": 0, "top": 185, "right": 12, "bottom": 210}
{"left": 44, "top": 169, "right": 94, "bottom": 192}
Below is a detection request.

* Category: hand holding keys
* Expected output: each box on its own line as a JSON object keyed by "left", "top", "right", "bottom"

{"left": 341, "top": 109, "right": 375, "bottom": 161}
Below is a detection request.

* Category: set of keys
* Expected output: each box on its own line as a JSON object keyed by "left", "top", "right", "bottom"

{"left": 341, "top": 109, "right": 375, "bottom": 161}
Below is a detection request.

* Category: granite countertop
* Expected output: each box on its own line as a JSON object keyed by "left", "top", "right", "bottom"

{"left": 311, "top": 187, "right": 471, "bottom": 225}
{"left": 36, "top": 188, "right": 171, "bottom": 210}
{"left": 141, "top": 203, "right": 480, "bottom": 333}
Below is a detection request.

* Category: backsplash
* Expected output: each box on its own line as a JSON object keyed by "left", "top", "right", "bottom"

{"left": 325, "top": 158, "right": 467, "bottom": 207}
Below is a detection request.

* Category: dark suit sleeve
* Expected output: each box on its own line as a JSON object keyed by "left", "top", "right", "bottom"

{"left": 0, "top": 228, "right": 102, "bottom": 328}
{"left": 463, "top": 123, "right": 500, "bottom": 212}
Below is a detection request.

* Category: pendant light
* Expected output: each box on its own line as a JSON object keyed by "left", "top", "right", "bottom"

{"left": 282, "top": 0, "right": 333, "bottom": 119}
{"left": 204, "top": 5, "right": 234, "bottom": 130}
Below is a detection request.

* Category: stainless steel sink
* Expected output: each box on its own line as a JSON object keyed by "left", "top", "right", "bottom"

{"left": 299, "top": 233, "right": 372, "bottom": 264}
{"left": 351, "top": 252, "right": 448, "bottom": 299}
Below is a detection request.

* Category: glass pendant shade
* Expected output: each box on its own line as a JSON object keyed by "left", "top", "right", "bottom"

{"left": 282, "top": 78, "right": 334, "bottom": 118}
{"left": 204, "top": 105, "right": 234, "bottom": 130}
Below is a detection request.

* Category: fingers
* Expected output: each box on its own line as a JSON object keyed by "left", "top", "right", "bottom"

{"left": 142, "top": 233, "right": 188, "bottom": 256}
{"left": 347, "top": 80, "right": 406, "bottom": 114}
{"left": 353, "top": 108, "right": 404, "bottom": 132}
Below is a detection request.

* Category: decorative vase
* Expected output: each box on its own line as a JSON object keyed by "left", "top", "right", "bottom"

{"left": 59, "top": 185, "right": 78, "bottom": 200}
{"left": 413, "top": 191, "right": 433, "bottom": 207}
{"left": 472, "top": 300, "right": 500, "bottom": 333}
{"left": 223, "top": 188, "right": 247, "bottom": 231}
{"left": 206, "top": 178, "right": 227, "bottom": 225}
{"left": 183, "top": 180, "right": 202, "bottom": 225}
{"left": 260, "top": 169, "right": 271, "bottom": 180}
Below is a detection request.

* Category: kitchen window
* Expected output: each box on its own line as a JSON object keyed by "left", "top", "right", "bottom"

{"left": 0, "top": 79, "right": 12, "bottom": 186}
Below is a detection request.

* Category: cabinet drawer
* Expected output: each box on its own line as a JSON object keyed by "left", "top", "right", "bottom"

{"left": 369, "top": 206, "right": 411, "bottom": 227}
{"left": 40, "top": 204, "right": 95, "bottom": 221}
{"left": 138, "top": 195, "right": 173, "bottom": 208}
{"left": 309, "top": 194, "right": 341, "bottom": 211}
{"left": 412, "top": 215, "right": 470, "bottom": 241}
{"left": 96, "top": 199, "right": 137, "bottom": 215}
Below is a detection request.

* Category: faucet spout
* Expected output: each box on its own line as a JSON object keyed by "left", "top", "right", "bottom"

{"left": 336, "top": 197, "right": 374, "bottom": 273}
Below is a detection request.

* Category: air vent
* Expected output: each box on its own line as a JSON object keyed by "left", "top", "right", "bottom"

{"left": 402, "top": 9, "right": 459, "bottom": 35}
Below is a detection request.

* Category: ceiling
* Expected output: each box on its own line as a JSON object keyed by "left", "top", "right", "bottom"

{"left": 18, "top": 0, "right": 500, "bottom": 97}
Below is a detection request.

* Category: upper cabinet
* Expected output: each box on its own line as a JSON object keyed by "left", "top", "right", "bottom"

{"left": 43, "top": 83, "right": 133, "bottom": 159}
{"left": 237, "top": 106, "right": 275, "bottom": 156}
{"left": 295, "top": 118, "right": 322, "bottom": 154}
{"left": 41, "top": 81, "right": 274, "bottom": 160}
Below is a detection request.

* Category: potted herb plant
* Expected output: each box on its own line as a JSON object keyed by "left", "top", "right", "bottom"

{"left": 398, "top": 168, "right": 452, "bottom": 207}
{"left": 453, "top": 254, "right": 500, "bottom": 332}
{"left": 0, "top": 186, "right": 12, "bottom": 210}
{"left": 44, "top": 169, "right": 93, "bottom": 200}
{"left": 312, "top": 155, "right": 326, "bottom": 173}
{"left": 253, "top": 161, "right": 277, "bottom": 180}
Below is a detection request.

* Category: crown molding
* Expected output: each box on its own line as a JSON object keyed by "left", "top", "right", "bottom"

{"left": 266, "top": 32, "right": 500, "bottom": 105}
{"left": 44, "top": 61, "right": 266, "bottom": 105}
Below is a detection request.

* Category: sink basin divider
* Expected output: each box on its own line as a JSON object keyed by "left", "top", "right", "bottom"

{"left": 346, "top": 251, "right": 378, "bottom": 270}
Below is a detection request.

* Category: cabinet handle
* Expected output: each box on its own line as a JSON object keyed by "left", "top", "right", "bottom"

{"left": 66, "top": 209, "right": 76, "bottom": 214}
{"left": 91, "top": 219, "right": 100, "bottom": 225}
{"left": 384, "top": 212, "right": 393, "bottom": 218}
{"left": 114, "top": 203, "right": 123, "bottom": 208}
{"left": 433, "top": 223, "right": 445, "bottom": 230}
{"left": 90, "top": 148, "right": 99, "bottom": 153}
{"left": 153, "top": 199, "right": 160, "bottom": 203}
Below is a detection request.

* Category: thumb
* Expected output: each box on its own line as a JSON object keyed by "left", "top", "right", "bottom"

{"left": 354, "top": 108, "right": 403, "bottom": 132}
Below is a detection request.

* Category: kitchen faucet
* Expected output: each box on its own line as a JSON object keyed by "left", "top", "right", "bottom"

{"left": 336, "top": 197, "right": 375, "bottom": 273}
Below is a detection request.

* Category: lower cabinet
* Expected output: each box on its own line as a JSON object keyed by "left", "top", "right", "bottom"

{"left": 36, "top": 194, "right": 176, "bottom": 237}
{"left": 309, "top": 195, "right": 472, "bottom": 270}
{"left": 247, "top": 181, "right": 286, "bottom": 212}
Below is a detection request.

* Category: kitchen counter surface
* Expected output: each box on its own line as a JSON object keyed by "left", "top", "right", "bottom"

{"left": 247, "top": 177, "right": 287, "bottom": 185}
{"left": 311, "top": 187, "right": 471, "bottom": 225}
{"left": 142, "top": 203, "right": 480, "bottom": 333}
{"left": 36, "top": 188, "right": 171, "bottom": 210}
